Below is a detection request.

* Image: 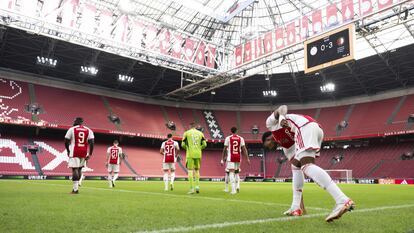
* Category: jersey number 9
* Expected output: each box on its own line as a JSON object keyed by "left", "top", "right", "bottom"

{"left": 77, "top": 131, "right": 86, "bottom": 148}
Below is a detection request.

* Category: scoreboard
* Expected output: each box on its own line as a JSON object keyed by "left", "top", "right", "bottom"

{"left": 304, "top": 24, "right": 355, "bottom": 74}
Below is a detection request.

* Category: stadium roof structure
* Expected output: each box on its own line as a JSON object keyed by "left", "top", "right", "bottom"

{"left": 0, "top": 0, "right": 414, "bottom": 104}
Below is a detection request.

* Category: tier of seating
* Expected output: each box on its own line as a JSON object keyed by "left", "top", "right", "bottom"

{"left": 1, "top": 135, "right": 412, "bottom": 179}
{"left": 276, "top": 142, "right": 414, "bottom": 178}
{"left": 1, "top": 78, "right": 414, "bottom": 140}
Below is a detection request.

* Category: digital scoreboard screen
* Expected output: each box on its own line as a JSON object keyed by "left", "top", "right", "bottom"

{"left": 304, "top": 24, "right": 355, "bottom": 74}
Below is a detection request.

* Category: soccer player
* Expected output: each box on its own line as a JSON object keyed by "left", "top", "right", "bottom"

{"left": 106, "top": 140, "right": 122, "bottom": 188}
{"left": 221, "top": 127, "right": 250, "bottom": 195}
{"left": 267, "top": 105, "right": 354, "bottom": 222}
{"left": 160, "top": 133, "right": 180, "bottom": 191}
{"left": 262, "top": 125, "right": 306, "bottom": 216}
{"left": 64, "top": 117, "right": 94, "bottom": 194}
{"left": 181, "top": 122, "right": 207, "bottom": 194}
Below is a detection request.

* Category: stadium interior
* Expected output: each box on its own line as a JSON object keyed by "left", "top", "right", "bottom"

{"left": 0, "top": 0, "right": 413, "bottom": 182}
{"left": 1, "top": 0, "right": 414, "bottom": 232}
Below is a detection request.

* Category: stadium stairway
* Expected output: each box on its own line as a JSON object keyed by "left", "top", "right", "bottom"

{"left": 160, "top": 106, "right": 170, "bottom": 126}
{"left": 177, "top": 108, "right": 195, "bottom": 131}
{"left": 177, "top": 109, "right": 189, "bottom": 132}
{"left": 101, "top": 96, "right": 122, "bottom": 131}
{"left": 274, "top": 161, "right": 283, "bottom": 178}
{"left": 176, "top": 157, "right": 188, "bottom": 175}
{"left": 314, "top": 108, "right": 321, "bottom": 120}
{"left": 387, "top": 96, "right": 407, "bottom": 124}
{"left": 27, "top": 83, "right": 39, "bottom": 122}
{"left": 194, "top": 109, "right": 210, "bottom": 135}
{"left": 236, "top": 111, "right": 241, "bottom": 130}
{"left": 122, "top": 157, "right": 139, "bottom": 176}
{"left": 337, "top": 104, "right": 355, "bottom": 136}
{"left": 366, "top": 159, "right": 385, "bottom": 178}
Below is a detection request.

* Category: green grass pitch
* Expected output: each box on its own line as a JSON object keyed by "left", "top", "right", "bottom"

{"left": 0, "top": 180, "right": 413, "bottom": 233}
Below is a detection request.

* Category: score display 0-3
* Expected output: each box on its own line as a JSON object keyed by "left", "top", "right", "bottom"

{"left": 304, "top": 24, "right": 355, "bottom": 74}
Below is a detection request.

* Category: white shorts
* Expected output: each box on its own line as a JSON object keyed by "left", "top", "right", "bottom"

{"left": 295, "top": 122, "right": 324, "bottom": 160}
{"left": 226, "top": 162, "right": 240, "bottom": 171}
{"left": 107, "top": 164, "right": 120, "bottom": 173}
{"left": 162, "top": 163, "right": 176, "bottom": 170}
{"left": 284, "top": 145, "right": 296, "bottom": 161}
{"left": 68, "top": 157, "right": 86, "bottom": 168}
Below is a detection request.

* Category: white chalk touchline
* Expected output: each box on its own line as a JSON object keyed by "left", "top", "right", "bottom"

{"left": 1, "top": 180, "right": 328, "bottom": 211}
{"left": 135, "top": 204, "right": 414, "bottom": 233}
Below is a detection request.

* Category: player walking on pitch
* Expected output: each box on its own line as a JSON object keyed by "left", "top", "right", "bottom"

{"left": 267, "top": 105, "right": 354, "bottom": 222}
{"left": 106, "top": 140, "right": 123, "bottom": 188}
{"left": 182, "top": 123, "right": 207, "bottom": 194}
{"left": 160, "top": 134, "right": 180, "bottom": 191}
{"left": 221, "top": 127, "right": 250, "bottom": 194}
{"left": 64, "top": 117, "right": 94, "bottom": 194}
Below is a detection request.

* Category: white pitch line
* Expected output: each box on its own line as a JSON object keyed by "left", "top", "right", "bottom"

{"left": 135, "top": 204, "right": 414, "bottom": 233}
{"left": 1, "top": 180, "right": 328, "bottom": 211}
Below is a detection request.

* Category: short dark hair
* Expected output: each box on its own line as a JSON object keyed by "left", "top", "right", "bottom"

{"left": 73, "top": 117, "right": 84, "bottom": 126}
{"left": 167, "top": 133, "right": 173, "bottom": 138}
{"left": 231, "top": 127, "right": 238, "bottom": 134}
{"left": 262, "top": 131, "right": 273, "bottom": 144}
{"left": 190, "top": 122, "right": 196, "bottom": 128}
{"left": 113, "top": 140, "right": 119, "bottom": 145}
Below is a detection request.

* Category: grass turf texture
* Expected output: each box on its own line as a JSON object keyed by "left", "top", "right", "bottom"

{"left": 0, "top": 180, "right": 413, "bottom": 233}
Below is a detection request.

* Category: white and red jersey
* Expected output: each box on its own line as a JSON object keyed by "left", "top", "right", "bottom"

{"left": 224, "top": 134, "right": 245, "bottom": 163}
{"left": 267, "top": 113, "right": 319, "bottom": 132}
{"left": 267, "top": 112, "right": 322, "bottom": 156}
{"left": 271, "top": 127, "right": 295, "bottom": 149}
{"left": 266, "top": 117, "right": 296, "bottom": 159}
{"left": 64, "top": 125, "right": 94, "bottom": 158}
{"left": 284, "top": 114, "right": 319, "bottom": 129}
{"left": 161, "top": 139, "right": 179, "bottom": 163}
{"left": 107, "top": 145, "right": 123, "bottom": 165}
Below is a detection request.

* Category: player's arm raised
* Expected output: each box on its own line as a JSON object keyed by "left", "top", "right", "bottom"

{"left": 271, "top": 105, "right": 289, "bottom": 128}
{"left": 275, "top": 105, "right": 288, "bottom": 118}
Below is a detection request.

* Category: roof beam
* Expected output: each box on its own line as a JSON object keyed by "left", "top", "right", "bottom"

{"left": 345, "top": 62, "right": 370, "bottom": 95}
{"left": 360, "top": 33, "right": 406, "bottom": 88}
{"left": 147, "top": 68, "right": 166, "bottom": 95}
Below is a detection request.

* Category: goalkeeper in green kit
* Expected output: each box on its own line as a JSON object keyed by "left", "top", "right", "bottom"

{"left": 181, "top": 123, "right": 207, "bottom": 194}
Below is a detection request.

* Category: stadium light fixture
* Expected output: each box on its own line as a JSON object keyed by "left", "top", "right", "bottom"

{"left": 263, "top": 90, "right": 277, "bottom": 97}
{"left": 320, "top": 82, "right": 335, "bottom": 93}
{"left": 118, "top": 74, "right": 134, "bottom": 83}
{"left": 80, "top": 66, "right": 99, "bottom": 76}
{"left": 36, "top": 56, "right": 57, "bottom": 68}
